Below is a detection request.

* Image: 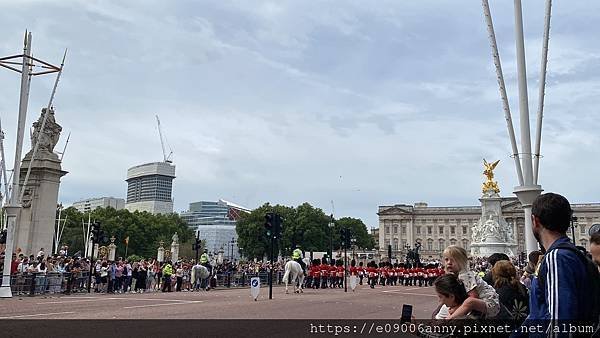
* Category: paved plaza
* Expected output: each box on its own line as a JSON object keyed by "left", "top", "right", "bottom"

{"left": 0, "top": 284, "right": 438, "bottom": 320}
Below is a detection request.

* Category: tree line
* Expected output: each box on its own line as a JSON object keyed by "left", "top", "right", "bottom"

{"left": 236, "top": 202, "right": 375, "bottom": 259}
{"left": 58, "top": 207, "right": 193, "bottom": 259}
{"left": 57, "top": 202, "right": 374, "bottom": 261}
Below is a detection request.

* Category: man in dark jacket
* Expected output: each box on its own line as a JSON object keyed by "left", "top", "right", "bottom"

{"left": 517, "top": 193, "right": 598, "bottom": 337}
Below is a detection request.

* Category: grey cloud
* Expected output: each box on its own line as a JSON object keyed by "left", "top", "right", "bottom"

{"left": 1, "top": 0, "right": 599, "bottom": 228}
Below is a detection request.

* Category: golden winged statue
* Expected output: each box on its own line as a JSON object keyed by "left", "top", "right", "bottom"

{"left": 482, "top": 159, "right": 500, "bottom": 194}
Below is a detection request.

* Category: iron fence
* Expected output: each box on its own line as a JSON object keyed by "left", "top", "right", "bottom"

{"left": 2, "top": 270, "right": 286, "bottom": 296}
{"left": 5, "top": 271, "right": 90, "bottom": 296}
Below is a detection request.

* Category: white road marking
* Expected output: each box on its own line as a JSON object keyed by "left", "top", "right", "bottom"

{"left": 38, "top": 297, "right": 196, "bottom": 305}
{"left": 0, "top": 311, "right": 75, "bottom": 319}
{"left": 381, "top": 290, "right": 437, "bottom": 297}
{"left": 123, "top": 301, "right": 203, "bottom": 309}
{"left": 38, "top": 298, "right": 102, "bottom": 305}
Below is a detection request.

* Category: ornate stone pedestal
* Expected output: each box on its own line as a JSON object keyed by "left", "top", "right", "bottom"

{"left": 12, "top": 108, "right": 67, "bottom": 256}
{"left": 470, "top": 160, "right": 517, "bottom": 257}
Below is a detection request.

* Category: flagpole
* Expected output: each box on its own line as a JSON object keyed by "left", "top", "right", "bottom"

{"left": 125, "top": 237, "right": 129, "bottom": 258}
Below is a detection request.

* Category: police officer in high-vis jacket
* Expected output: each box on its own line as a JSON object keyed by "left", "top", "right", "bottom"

{"left": 292, "top": 248, "right": 306, "bottom": 275}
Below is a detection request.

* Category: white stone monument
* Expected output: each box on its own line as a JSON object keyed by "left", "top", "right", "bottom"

{"left": 470, "top": 159, "right": 517, "bottom": 257}
{"left": 157, "top": 240, "right": 165, "bottom": 262}
{"left": 13, "top": 108, "right": 67, "bottom": 256}
{"left": 170, "top": 232, "right": 179, "bottom": 263}
{"left": 108, "top": 236, "right": 117, "bottom": 261}
{"left": 217, "top": 247, "right": 224, "bottom": 265}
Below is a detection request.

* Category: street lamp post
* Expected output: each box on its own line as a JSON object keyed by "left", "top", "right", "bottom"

{"left": 229, "top": 238, "right": 236, "bottom": 261}
{"left": 570, "top": 217, "right": 578, "bottom": 245}
{"left": 329, "top": 217, "right": 335, "bottom": 261}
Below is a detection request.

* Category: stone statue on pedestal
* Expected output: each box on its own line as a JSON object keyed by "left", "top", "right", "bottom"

{"left": 470, "top": 159, "right": 517, "bottom": 257}
{"left": 30, "top": 107, "right": 62, "bottom": 154}
{"left": 170, "top": 232, "right": 179, "bottom": 263}
{"left": 13, "top": 107, "right": 67, "bottom": 256}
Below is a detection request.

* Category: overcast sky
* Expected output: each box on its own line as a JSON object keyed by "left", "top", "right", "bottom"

{"left": 1, "top": 0, "right": 599, "bottom": 228}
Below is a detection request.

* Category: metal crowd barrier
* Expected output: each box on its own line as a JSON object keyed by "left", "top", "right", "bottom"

{"left": 8, "top": 271, "right": 91, "bottom": 296}
{"left": 212, "top": 271, "right": 285, "bottom": 288}
{"left": 6, "top": 270, "right": 287, "bottom": 296}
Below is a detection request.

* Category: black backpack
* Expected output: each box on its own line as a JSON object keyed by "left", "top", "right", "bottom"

{"left": 538, "top": 243, "right": 600, "bottom": 326}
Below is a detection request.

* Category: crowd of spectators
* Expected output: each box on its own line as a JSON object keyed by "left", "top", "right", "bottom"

{"left": 0, "top": 246, "right": 292, "bottom": 294}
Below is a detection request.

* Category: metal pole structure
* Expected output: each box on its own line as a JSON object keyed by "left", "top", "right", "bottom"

{"left": 344, "top": 241, "right": 347, "bottom": 293}
{"left": 54, "top": 206, "right": 62, "bottom": 254}
{"left": 0, "top": 32, "right": 32, "bottom": 298}
{"left": 481, "top": 0, "right": 524, "bottom": 186}
{"left": 482, "top": 0, "right": 545, "bottom": 254}
{"left": 328, "top": 214, "right": 334, "bottom": 262}
{"left": 533, "top": 0, "right": 553, "bottom": 185}
{"left": 514, "top": 0, "right": 534, "bottom": 187}
{"left": 87, "top": 242, "right": 95, "bottom": 293}
{"left": 268, "top": 233, "right": 274, "bottom": 300}
{"left": 195, "top": 233, "right": 200, "bottom": 263}
{"left": 10, "top": 31, "right": 33, "bottom": 206}
{"left": 513, "top": 0, "right": 544, "bottom": 254}
{"left": 0, "top": 117, "right": 10, "bottom": 201}
{"left": 19, "top": 49, "right": 66, "bottom": 203}
{"left": 57, "top": 215, "right": 66, "bottom": 253}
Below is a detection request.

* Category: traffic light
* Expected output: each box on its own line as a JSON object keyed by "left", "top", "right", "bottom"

{"left": 192, "top": 234, "right": 202, "bottom": 251}
{"left": 340, "top": 228, "right": 351, "bottom": 249}
{"left": 273, "top": 214, "right": 282, "bottom": 239}
{"left": 264, "top": 213, "right": 274, "bottom": 237}
{"left": 0, "top": 229, "right": 6, "bottom": 244}
{"left": 90, "top": 222, "right": 101, "bottom": 243}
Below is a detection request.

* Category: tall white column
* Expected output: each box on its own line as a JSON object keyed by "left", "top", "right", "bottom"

{"left": 0, "top": 206, "right": 20, "bottom": 298}
{"left": 1, "top": 33, "right": 32, "bottom": 299}
{"left": 513, "top": 0, "right": 543, "bottom": 254}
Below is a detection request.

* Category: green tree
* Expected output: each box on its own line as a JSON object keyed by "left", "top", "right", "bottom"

{"left": 334, "top": 217, "right": 375, "bottom": 250}
{"left": 57, "top": 207, "right": 192, "bottom": 259}
{"left": 236, "top": 202, "right": 369, "bottom": 260}
{"left": 281, "top": 202, "right": 330, "bottom": 255}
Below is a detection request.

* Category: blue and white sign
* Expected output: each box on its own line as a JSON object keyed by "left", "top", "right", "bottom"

{"left": 250, "top": 277, "right": 260, "bottom": 301}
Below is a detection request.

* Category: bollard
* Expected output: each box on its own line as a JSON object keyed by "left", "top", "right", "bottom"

{"left": 29, "top": 273, "right": 36, "bottom": 296}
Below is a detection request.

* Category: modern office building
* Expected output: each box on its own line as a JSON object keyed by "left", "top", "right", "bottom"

{"left": 125, "top": 162, "right": 175, "bottom": 214}
{"left": 377, "top": 198, "right": 600, "bottom": 261}
{"left": 180, "top": 199, "right": 250, "bottom": 260}
{"left": 71, "top": 197, "right": 125, "bottom": 213}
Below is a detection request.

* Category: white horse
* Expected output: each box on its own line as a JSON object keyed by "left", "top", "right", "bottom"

{"left": 283, "top": 260, "right": 305, "bottom": 294}
{"left": 191, "top": 264, "right": 210, "bottom": 290}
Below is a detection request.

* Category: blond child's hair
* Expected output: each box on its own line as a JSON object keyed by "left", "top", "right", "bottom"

{"left": 443, "top": 245, "right": 469, "bottom": 272}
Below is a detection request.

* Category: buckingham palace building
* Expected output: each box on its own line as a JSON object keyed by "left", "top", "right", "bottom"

{"left": 377, "top": 198, "right": 600, "bottom": 260}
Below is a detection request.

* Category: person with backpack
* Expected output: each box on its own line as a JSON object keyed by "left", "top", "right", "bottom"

{"left": 517, "top": 193, "right": 600, "bottom": 337}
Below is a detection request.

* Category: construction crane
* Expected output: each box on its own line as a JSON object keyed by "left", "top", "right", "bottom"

{"left": 155, "top": 115, "right": 173, "bottom": 163}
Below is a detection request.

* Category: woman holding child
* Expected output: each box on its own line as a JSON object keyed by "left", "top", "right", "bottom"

{"left": 434, "top": 245, "right": 500, "bottom": 320}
